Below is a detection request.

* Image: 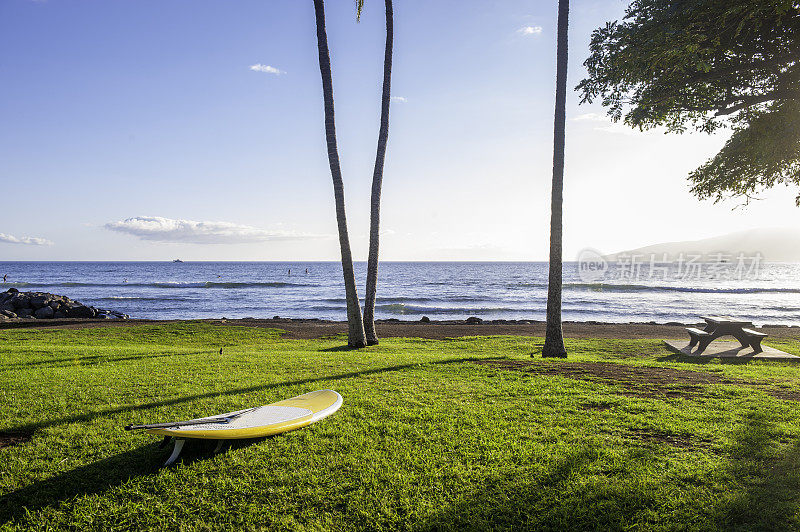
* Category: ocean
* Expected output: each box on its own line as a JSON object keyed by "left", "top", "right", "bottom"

{"left": 1, "top": 261, "right": 799, "bottom": 326}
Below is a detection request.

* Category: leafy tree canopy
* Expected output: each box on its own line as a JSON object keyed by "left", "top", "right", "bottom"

{"left": 578, "top": 0, "right": 800, "bottom": 205}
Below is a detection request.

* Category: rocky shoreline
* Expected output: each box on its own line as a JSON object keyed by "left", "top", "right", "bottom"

{"left": 0, "top": 289, "right": 129, "bottom": 322}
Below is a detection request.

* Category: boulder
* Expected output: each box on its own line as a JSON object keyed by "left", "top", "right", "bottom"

{"left": 34, "top": 306, "right": 54, "bottom": 319}
{"left": 65, "top": 304, "right": 94, "bottom": 319}
{"left": 0, "top": 290, "right": 127, "bottom": 321}
{"left": 29, "top": 294, "right": 53, "bottom": 309}
{"left": 11, "top": 294, "right": 30, "bottom": 310}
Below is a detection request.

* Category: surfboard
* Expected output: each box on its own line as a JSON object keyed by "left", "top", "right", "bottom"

{"left": 146, "top": 389, "right": 343, "bottom": 440}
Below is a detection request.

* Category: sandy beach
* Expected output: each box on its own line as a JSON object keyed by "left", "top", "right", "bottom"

{"left": 3, "top": 317, "right": 799, "bottom": 341}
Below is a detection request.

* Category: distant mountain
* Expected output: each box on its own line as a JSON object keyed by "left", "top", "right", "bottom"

{"left": 604, "top": 228, "right": 800, "bottom": 262}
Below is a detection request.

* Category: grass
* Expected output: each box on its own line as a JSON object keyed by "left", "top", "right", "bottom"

{"left": 2, "top": 322, "right": 800, "bottom": 530}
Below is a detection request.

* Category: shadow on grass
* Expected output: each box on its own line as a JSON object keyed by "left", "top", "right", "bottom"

{"left": 417, "top": 445, "right": 667, "bottom": 531}
{"left": 0, "top": 442, "right": 161, "bottom": 524}
{"left": 7, "top": 357, "right": 486, "bottom": 434}
{"left": 319, "top": 345, "right": 356, "bottom": 352}
{"left": 712, "top": 409, "right": 800, "bottom": 530}
{"left": 0, "top": 350, "right": 206, "bottom": 370}
{"left": 0, "top": 437, "right": 266, "bottom": 525}
{"left": 417, "top": 408, "right": 800, "bottom": 531}
{"left": 657, "top": 353, "right": 753, "bottom": 365}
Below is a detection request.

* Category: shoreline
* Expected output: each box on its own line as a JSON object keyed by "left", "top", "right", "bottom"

{"left": 2, "top": 317, "right": 799, "bottom": 340}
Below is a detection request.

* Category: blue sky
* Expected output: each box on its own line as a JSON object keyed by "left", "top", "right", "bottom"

{"left": 1, "top": 0, "right": 797, "bottom": 261}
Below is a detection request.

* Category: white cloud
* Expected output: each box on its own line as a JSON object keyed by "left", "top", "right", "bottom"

{"left": 518, "top": 25, "right": 543, "bottom": 36}
{"left": 0, "top": 233, "right": 52, "bottom": 246}
{"left": 104, "top": 216, "right": 322, "bottom": 244}
{"left": 249, "top": 63, "right": 284, "bottom": 75}
{"left": 594, "top": 123, "right": 645, "bottom": 136}
{"left": 572, "top": 112, "right": 653, "bottom": 135}
{"left": 572, "top": 112, "right": 608, "bottom": 122}
{"left": 391, "top": 96, "right": 407, "bottom": 103}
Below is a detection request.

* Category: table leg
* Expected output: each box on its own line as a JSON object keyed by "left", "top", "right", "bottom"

{"left": 731, "top": 330, "right": 751, "bottom": 348}
{"left": 696, "top": 332, "right": 716, "bottom": 355}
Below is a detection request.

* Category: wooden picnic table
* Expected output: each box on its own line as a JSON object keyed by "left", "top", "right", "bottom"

{"left": 685, "top": 316, "right": 767, "bottom": 355}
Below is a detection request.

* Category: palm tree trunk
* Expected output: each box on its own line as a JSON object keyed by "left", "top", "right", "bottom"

{"left": 363, "top": 0, "right": 393, "bottom": 346}
{"left": 542, "top": 0, "right": 569, "bottom": 358}
{"left": 313, "top": 0, "right": 367, "bottom": 348}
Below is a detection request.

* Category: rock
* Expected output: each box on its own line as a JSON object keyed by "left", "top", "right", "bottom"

{"left": 64, "top": 304, "right": 94, "bottom": 319}
{"left": 465, "top": 316, "right": 483, "bottom": 324}
{"left": 0, "top": 290, "right": 127, "bottom": 321}
{"left": 11, "top": 294, "right": 30, "bottom": 310}
{"left": 34, "top": 306, "right": 54, "bottom": 319}
{"left": 29, "top": 294, "right": 53, "bottom": 309}
{"left": 420, "top": 316, "right": 431, "bottom": 323}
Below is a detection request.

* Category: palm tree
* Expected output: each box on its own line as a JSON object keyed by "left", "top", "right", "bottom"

{"left": 312, "top": 0, "right": 367, "bottom": 348}
{"left": 362, "top": 0, "right": 393, "bottom": 346}
{"left": 542, "top": 0, "right": 569, "bottom": 358}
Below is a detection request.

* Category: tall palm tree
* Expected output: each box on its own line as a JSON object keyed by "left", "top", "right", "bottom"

{"left": 542, "top": 0, "right": 569, "bottom": 358}
{"left": 312, "top": 0, "right": 367, "bottom": 348}
{"left": 362, "top": 0, "right": 393, "bottom": 346}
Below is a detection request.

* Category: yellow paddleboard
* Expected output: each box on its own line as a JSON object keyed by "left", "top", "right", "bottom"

{"left": 147, "top": 389, "right": 342, "bottom": 440}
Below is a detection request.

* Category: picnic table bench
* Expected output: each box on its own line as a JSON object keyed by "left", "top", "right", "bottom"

{"left": 685, "top": 316, "right": 767, "bottom": 355}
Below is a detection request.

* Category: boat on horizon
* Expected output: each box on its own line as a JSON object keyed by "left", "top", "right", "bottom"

{"left": 172, "top": 259, "right": 184, "bottom": 263}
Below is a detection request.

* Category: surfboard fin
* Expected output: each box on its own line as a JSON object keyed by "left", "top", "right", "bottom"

{"left": 164, "top": 438, "right": 185, "bottom": 466}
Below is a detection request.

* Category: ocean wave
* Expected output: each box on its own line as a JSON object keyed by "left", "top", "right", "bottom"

{"left": 7, "top": 281, "right": 315, "bottom": 289}
{"left": 563, "top": 283, "right": 800, "bottom": 294}
{"left": 375, "top": 303, "right": 520, "bottom": 315}
{"left": 320, "top": 295, "right": 494, "bottom": 304}
{"left": 98, "top": 296, "right": 195, "bottom": 302}
{"left": 511, "top": 282, "right": 548, "bottom": 288}
{"left": 309, "top": 302, "right": 524, "bottom": 315}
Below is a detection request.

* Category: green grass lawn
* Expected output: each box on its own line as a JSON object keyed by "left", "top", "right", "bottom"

{"left": 2, "top": 322, "right": 800, "bottom": 530}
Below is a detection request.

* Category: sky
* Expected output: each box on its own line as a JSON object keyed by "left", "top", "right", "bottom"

{"left": 1, "top": 0, "right": 798, "bottom": 262}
